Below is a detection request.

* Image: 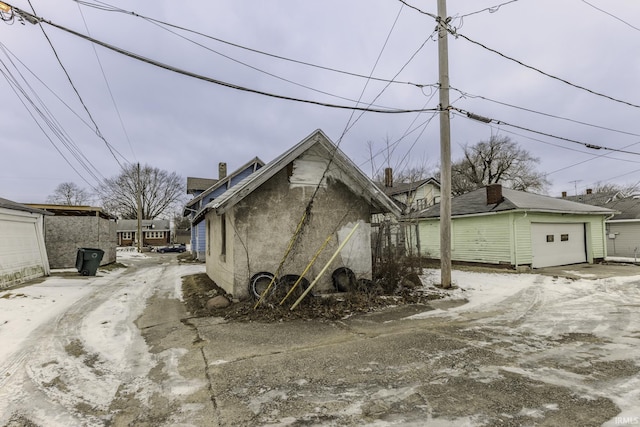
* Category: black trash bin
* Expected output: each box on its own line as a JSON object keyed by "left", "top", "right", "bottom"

{"left": 75, "top": 248, "right": 105, "bottom": 276}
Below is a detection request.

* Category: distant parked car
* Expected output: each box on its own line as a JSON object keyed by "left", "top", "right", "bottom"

{"left": 156, "top": 244, "right": 186, "bottom": 254}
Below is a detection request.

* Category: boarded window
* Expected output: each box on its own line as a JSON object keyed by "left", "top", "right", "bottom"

{"left": 561, "top": 234, "right": 569, "bottom": 242}
{"left": 546, "top": 235, "right": 554, "bottom": 243}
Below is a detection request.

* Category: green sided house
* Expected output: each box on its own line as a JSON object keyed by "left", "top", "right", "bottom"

{"left": 406, "top": 184, "right": 616, "bottom": 269}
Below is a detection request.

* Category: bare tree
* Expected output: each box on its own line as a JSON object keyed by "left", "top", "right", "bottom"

{"left": 46, "top": 182, "right": 91, "bottom": 205}
{"left": 446, "top": 135, "right": 549, "bottom": 195}
{"left": 98, "top": 164, "right": 185, "bottom": 219}
{"left": 591, "top": 181, "right": 638, "bottom": 197}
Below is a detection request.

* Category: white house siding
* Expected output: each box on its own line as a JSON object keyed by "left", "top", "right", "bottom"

{"left": 415, "top": 212, "right": 607, "bottom": 268}
{"left": 513, "top": 213, "right": 533, "bottom": 267}
{"left": 516, "top": 213, "right": 606, "bottom": 266}
{"left": 606, "top": 221, "right": 640, "bottom": 258}
{"left": 0, "top": 208, "right": 49, "bottom": 288}
{"left": 451, "top": 215, "right": 512, "bottom": 264}
{"left": 416, "top": 220, "right": 439, "bottom": 258}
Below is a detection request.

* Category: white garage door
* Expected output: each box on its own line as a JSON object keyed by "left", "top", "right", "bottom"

{"left": 531, "top": 223, "right": 586, "bottom": 268}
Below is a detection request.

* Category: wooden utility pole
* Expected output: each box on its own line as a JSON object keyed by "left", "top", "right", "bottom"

{"left": 137, "top": 162, "right": 142, "bottom": 253}
{"left": 437, "top": 0, "right": 452, "bottom": 288}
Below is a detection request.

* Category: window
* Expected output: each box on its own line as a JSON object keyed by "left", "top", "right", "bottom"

{"left": 145, "top": 231, "right": 165, "bottom": 239}
{"left": 546, "top": 235, "right": 554, "bottom": 242}
{"left": 221, "top": 214, "right": 227, "bottom": 257}
{"left": 561, "top": 234, "right": 569, "bottom": 242}
{"left": 121, "top": 231, "right": 132, "bottom": 240}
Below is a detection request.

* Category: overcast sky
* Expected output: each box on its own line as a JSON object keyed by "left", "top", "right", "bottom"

{"left": 1, "top": 0, "right": 639, "bottom": 206}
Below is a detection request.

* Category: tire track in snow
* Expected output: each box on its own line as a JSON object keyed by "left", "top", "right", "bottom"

{"left": 0, "top": 263, "right": 170, "bottom": 425}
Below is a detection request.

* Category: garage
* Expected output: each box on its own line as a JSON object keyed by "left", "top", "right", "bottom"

{"left": 0, "top": 198, "right": 51, "bottom": 288}
{"left": 531, "top": 223, "right": 586, "bottom": 268}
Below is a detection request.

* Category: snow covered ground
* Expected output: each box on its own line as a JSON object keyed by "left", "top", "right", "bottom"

{"left": 416, "top": 268, "right": 640, "bottom": 426}
{"left": 0, "top": 256, "right": 639, "bottom": 425}
{"left": 0, "top": 251, "right": 205, "bottom": 426}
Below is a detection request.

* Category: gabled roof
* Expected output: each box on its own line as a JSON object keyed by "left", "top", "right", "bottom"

{"left": 378, "top": 178, "right": 440, "bottom": 197}
{"left": 409, "top": 186, "right": 615, "bottom": 219}
{"left": 196, "top": 129, "right": 402, "bottom": 222}
{"left": 185, "top": 157, "right": 264, "bottom": 213}
{"left": 0, "top": 197, "right": 52, "bottom": 216}
{"left": 186, "top": 177, "right": 218, "bottom": 195}
{"left": 117, "top": 219, "right": 171, "bottom": 232}
{"left": 602, "top": 197, "right": 640, "bottom": 220}
{"left": 561, "top": 191, "right": 618, "bottom": 206}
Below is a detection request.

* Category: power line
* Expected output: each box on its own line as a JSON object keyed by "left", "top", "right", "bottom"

{"left": 458, "top": 0, "right": 521, "bottom": 18}
{"left": 4, "top": 4, "right": 438, "bottom": 114}
{"left": 450, "top": 86, "right": 640, "bottom": 138}
{"left": 75, "top": 0, "right": 431, "bottom": 89}
{"left": 0, "top": 56, "right": 102, "bottom": 189}
{"left": 0, "top": 41, "right": 129, "bottom": 165}
{"left": 453, "top": 107, "right": 640, "bottom": 156}
{"left": 76, "top": 2, "right": 136, "bottom": 161}
{"left": 26, "top": 0, "right": 127, "bottom": 170}
{"left": 136, "top": 11, "right": 406, "bottom": 112}
{"left": 580, "top": 0, "right": 640, "bottom": 33}
{"left": 398, "top": 2, "right": 640, "bottom": 111}
{"left": 450, "top": 29, "right": 640, "bottom": 111}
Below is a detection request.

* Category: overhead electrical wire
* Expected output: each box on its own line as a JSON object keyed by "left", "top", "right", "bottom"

{"left": 0, "top": 46, "right": 104, "bottom": 180}
{"left": 399, "top": 1, "right": 640, "bottom": 111}
{"left": 76, "top": 2, "right": 136, "bottom": 161}
{"left": 75, "top": 0, "right": 430, "bottom": 89}
{"left": 136, "top": 11, "right": 405, "bottom": 112}
{"left": 0, "top": 40, "right": 129, "bottom": 163}
{"left": 0, "top": 53, "right": 102, "bottom": 189}
{"left": 450, "top": 30, "right": 640, "bottom": 111}
{"left": 26, "top": 0, "right": 127, "bottom": 170}
{"left": 580, "top": 0, "right": 640, "bottom": 33}
{"left": 450, "top": 87, "right": 640, "bottom": 139}
{"left": 3, "top": 4, "right": 438, "bottom": 114}
{"left": 458, "top": 0, "right": 521, "bottom": 19}
{"left": 453, "top": 107, "right": 640, "bottom": 156}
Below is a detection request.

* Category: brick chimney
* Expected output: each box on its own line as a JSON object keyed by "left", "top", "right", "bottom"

{"left": 384, "top": 167, "right": 393, "bottom": 188}
{"left": 586, "top": 188, "right": 592, "bottom": 195}
{"left": 486, "top": 183, "right": 503, "bottom": 205}
{"left": 562, "top": 191, "right": 567, "bottom": 198}
{"left": 219, "top": 162, "right": 227, "bottom": 179}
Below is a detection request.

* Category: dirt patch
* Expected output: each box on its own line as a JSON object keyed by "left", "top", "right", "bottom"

{"left": 181, "top": 273, "right": 447, "bottom": 322}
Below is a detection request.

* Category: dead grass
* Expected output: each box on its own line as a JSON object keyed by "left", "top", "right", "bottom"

{"left": 181, "top": 271, "right": 445, "bottom": 323}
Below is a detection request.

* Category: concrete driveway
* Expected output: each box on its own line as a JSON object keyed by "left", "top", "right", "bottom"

{"left": 535, "top": 261, "right": 640, "bottom": 279}
{"left": 161, "top": 266, "right": 640, "bottom": 427}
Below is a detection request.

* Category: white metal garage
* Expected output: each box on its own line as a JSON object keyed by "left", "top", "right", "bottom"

{"left": 531, "top": 223, "right": 586, "bottom": 268}
{"left": 0, "top": 198, "right": 50, "bottom": 288}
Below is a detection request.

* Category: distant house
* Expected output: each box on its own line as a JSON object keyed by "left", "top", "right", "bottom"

{"left": 117, "top": 219, "right": 171, "bottom": 247}
{"left": 25, "top": 204, "right": 117, "bottom": 268}
{"left": 559, "top": 189, "right": 640, "bottom": 259}
{"left": 195, "top": 129, "right": 401, "bottom": 299}
{"left": 378, "top": 169, "right": 441, "bottom": 213}
{"left": 185, "top": 158, "right": 264, "bottom": 260}
{"left": 408, "top": 184, "right": 615, "bottom": 269}
{"left": 373, "top": 170, "right": 441, "bottom": 259}
{"left": 0, "top": 198, "right": 51, "bottom": 288}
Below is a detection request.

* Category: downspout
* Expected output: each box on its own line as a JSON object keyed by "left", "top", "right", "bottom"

{"left": 37, "top": 214, "right": 50, "bottom": 276}
{"left": 604, "top": 213, "right": 615, "bottom": 261}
